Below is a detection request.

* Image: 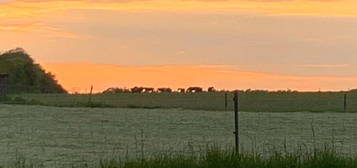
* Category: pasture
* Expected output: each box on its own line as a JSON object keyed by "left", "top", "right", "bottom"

{"left": 0, "top": 104, "right": 357, "bottom": 167}
{"left": 10, "top": 91, "right": 357, "bottom": 112}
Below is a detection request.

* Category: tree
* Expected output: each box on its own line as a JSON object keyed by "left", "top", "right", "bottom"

{"left": 0, "top": 48, "right": 67, "bottom": 94}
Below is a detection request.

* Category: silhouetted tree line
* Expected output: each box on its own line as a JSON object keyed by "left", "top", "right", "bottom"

{"left": 103, "top": 87, "right": 357, "bottom": 94}
{"left": 0, "top": 48, "right": 67, "bottom": 94}
{"left": 103, "top": 86, "right": 222, "bottom": 94}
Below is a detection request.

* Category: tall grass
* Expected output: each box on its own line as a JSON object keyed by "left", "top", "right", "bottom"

{"left": 98, "top": 146, "right": 357, "bottom": 168}
{"left": 1, "top": 145, "right": 357, "bottom": 168}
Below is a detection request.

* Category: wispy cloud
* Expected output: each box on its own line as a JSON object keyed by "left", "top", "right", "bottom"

{"left": 298, "top": 64, "right": 350, "bottom": 68}
{"left": 0, "top": 22, "right": 81, "bottom": 38}
{"left": 0, "top": 0, "right": 355, "bottom": 39}
{"left": 1, "top": 0, "right": 357, "bottom": 18}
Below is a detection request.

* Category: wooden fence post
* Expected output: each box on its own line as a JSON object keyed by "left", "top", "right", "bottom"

{"left": 88, "top": 85, "right": 93, "bottom": 104}
{"left": 344, "top": 93, "right": 347, "bottom": 112}
{"left": 225, "top": 92, "right": 228, "bottom": 111}
{"left": 233, "top": 91, "right": 239, "bottom": 154}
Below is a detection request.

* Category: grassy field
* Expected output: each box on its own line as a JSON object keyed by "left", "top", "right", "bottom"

{"left": 5, "top": 147, "right": 357, "bottom": 168}
{"left": 9, "top": 91, "right": 357, "bottom": 112}
{"left": 100, "top": 148, "right": 357, "bottom": 168}
{"left": 0, "top": 104, "right": 357, "bottom": 167}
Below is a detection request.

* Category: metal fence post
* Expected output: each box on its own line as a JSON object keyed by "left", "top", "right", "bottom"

{"left": 233, "top": 91, "right": 239, "bottom": 154}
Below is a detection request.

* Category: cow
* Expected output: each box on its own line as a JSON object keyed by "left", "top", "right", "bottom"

{"left": 131, "top": 87, "right": 144, "bottom": 93}
{"left": 103, "top": 87, "right": 130, "bottom": 94}
{"left": 208, "top": 87, "right": 216, "bottom": 92}
{"left": 158, "top": 88, "right": 172, "bottom": 93}
{"left": 143, "top": 87, "right": 155, "bottom": 93}
{"left": 178, "top": 88, "right": 186, "bottom": 93}
{"left": 187, "top": 87, "right": 203, "bottom": 93}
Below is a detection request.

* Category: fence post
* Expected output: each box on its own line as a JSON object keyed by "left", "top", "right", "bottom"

{"left": 344, "top": 93, "right": 347, "bottom": 112}
{"left": 88, "top": 85, "right": 93, "bottom": 104}
{"left": 225, "top": 92, "right": 228, "bottom": 111}
{"left": 233, "top": 91, "right": 239, "bottom": 154}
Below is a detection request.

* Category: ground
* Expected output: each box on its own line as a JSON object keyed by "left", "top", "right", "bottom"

{"left": 0, "top": 104, "right": 356, "bottom": 167}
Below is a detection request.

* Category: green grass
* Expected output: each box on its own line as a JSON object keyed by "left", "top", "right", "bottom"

{"left": 3, "top": 146, "right": 357, "bottom": 168}
{"left": 7, "top": 91, "right": 357, "bottom": 112}
{"left": 98, "top": 147, "right": 357, "bottom": 168}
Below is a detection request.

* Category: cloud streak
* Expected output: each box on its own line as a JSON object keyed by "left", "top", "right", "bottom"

{"left": 0, "top": 22, "right": 81, "bottom": 38}
{"left": 298, "top": 64, "right": 350, "bottom": 68}
{"left": 1, "top": 0, "right": 357, "bottom": 18}
{"left": 1, "top": 0, "right": 355, "bottom": 37}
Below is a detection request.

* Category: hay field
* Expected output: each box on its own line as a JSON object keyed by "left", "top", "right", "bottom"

{"left": 0, "top": 104, "right": 357, "bottom": 167}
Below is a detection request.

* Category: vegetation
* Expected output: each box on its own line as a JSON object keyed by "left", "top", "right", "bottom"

{"left": 99, "top": 147, "right": 357, "bottom": 168}
{"left": 3, "top": 147, "right": 357, "bottom": 168}
{"left": 0, "top": 104, "right": 356, "bottom": 167}
{"left": 0, "top": 48, "right": 66, "bottom": 94}
{"left": 10, "top": 90, "right": 357, "bottom": 112}
{"left": 0, "top": 103, "right": 357, "bottom": 168}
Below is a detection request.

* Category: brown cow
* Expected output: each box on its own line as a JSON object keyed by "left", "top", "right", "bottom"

{"left": 178, "top": 88, "right": 186, "bottom": 93}
{"left": 158, "top": 88, "right": 172, "bottom": 93}
{"left": 131, "top": 87, "right": 144, "bottom": 93}
{"left": 143, "top": 87, "right": 155, "bottom": 93}
{"left": 187, "top": 87, "right": 203, "bottom": 93}
{"left": 208, "top": 87, "right": 216, "bottom": 92}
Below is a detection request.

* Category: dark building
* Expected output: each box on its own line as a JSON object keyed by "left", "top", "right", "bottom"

{"left": 0, "top": 73, "right": 9, "bottom": 97}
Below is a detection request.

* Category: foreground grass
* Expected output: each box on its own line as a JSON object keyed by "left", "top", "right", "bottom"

{"left": 98, "top": 147, "right": 357, "bottom": 168}
{"left": 2, "top": 146, "right": 357, "bottom": 168}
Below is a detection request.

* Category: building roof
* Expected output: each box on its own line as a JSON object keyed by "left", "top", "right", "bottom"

{"left": 0, "top": 73, "right": 9, "bottom": 78}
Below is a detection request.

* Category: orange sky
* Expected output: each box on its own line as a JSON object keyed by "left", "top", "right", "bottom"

{"left": 2, "top": 0, "right": 357, "bottom": 92}
{"left": 43, "top": 63, "right": 357, "bottom": 93}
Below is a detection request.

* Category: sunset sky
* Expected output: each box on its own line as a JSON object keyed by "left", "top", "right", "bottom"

{"left": 1, "top": 0, "right": 357, "bottom": 92}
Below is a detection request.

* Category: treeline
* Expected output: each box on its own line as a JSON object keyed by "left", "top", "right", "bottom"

{"left": 0, "top": 48, "right": 66, "bottom": 94}
{"left": 101, "top": 87, "right": 296, "bottom": 94}
{"left": 102, "top": 87, "right": 293, "bottom": 94}
{"left": 103, "top": 86, "right": 357, "bottom": 94}
{"left": 103, "top": 86, "right": 219, "bottom": 94}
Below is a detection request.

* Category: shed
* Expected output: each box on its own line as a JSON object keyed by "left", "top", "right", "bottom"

{"left": 0, "top": 73, "right": 9, "bottom": 97}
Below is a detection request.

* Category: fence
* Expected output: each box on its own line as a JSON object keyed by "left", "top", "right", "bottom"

{"left": 1, "top": 90, "right": 357, "bottom": 166}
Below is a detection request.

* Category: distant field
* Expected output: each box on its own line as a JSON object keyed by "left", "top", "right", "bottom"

{"left": 0, "top": 104, "right": 357, "bottom": 167}
{"left": 10, "top": 91, "right": 357, "bottom": 112}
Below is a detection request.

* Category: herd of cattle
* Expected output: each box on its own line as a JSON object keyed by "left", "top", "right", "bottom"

{"left": 102, "top": 86, "right": 218, "bottom": 94}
